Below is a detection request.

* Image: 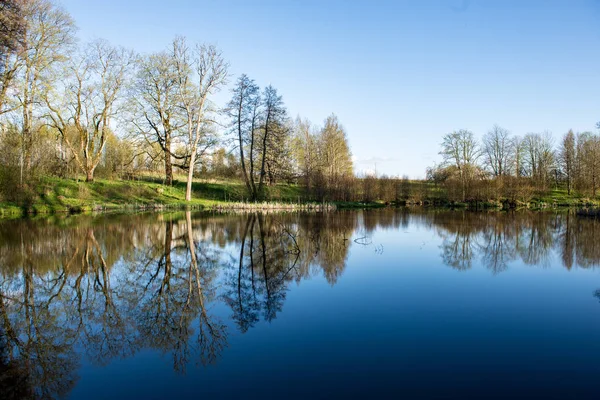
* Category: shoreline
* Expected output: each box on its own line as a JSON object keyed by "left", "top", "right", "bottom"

{"left": 1, "top": 176, "right": 599, "bottom": 219}
{"left": 1, "top": 199, "right": 598, "bottom": 220}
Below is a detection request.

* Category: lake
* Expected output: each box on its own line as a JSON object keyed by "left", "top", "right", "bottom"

{"left": 1, "top": 209, "right": 600, "bottom": 399}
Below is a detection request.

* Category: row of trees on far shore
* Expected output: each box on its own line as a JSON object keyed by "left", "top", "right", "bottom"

{"left": 427, "top": 125, "right": 600, "bottom": 203}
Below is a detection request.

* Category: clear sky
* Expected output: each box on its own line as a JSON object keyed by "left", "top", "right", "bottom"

{"left": 58, "top": 0, "right": 600, "bottom": 178}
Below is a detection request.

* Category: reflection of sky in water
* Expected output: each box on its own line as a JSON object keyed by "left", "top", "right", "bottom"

{"left": 1, "top": 210, "right": 599, "bottom": 399}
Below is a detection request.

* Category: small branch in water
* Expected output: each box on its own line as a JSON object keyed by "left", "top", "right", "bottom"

{"left": 354, "top": 236, "right": 372, "bottom": 246}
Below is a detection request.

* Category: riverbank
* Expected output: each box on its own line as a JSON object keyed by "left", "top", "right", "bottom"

{"left": 1, "top": 176, "right": 599, "bottom": 218}
{"left": 0, "top": 177, "right": 204, "bottom": 217}
{"left": 0, "top": 176, "right": 332, "bottom": 218}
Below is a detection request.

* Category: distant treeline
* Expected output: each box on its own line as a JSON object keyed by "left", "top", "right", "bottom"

{"left": 425, "top": 126, "right": 600, "bottom": 204}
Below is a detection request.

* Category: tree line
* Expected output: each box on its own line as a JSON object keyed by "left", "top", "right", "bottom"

{"left": 427, "top": 124, "right": 600, "bottom": 204}
{"left": 0, "top": 0, "right": 353, "bottom": 203}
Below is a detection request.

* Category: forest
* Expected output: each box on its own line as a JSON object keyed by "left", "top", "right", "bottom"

{"left": 1, "top": 0, "right": 599, "bottom": 213}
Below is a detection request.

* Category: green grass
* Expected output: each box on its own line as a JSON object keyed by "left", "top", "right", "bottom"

{"left": 0, "top": 176, "right": 207, "bottom": 217}
{"left": 3, "top": 175, "right": 600, "bottom": 218}
{"left": 0, "top": 175, "right": 307, "bottom": 218}
{"left": 531, "top": 188, "right": 600, "bottom": 208}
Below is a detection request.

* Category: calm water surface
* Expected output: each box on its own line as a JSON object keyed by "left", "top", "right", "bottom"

{"left": 1, "top": 209, "right": 600, "bottom": 399}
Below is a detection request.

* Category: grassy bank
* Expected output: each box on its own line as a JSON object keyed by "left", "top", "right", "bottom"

{"left": 0, "top": 176, "right": 204, "bottom": 217}
{"left": 2, "top": 176, "right": 600, "bottom": 219}
{"left": 529, "top": 189, "right": 600, "bottom": 208}
{"left": 0, "top": 175, "right": 309, "bottom": 218}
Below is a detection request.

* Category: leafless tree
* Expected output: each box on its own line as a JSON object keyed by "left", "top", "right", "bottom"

{"left": 576, "top": 132, "right": 600, "bottom": 196}
{"left": 482, "top": 124, "right": 511, "bottom": 177}
{"left": 522, "top": 132, "right": 555, "bottom": 189}
{"left": 439, "top": 129, "right": 480, "bottom": 201}
{"left": 225, "top": 74, "right": 260, "bottom": 199}
{"left": 559, "top": 130, "right": 576, "bottom": 195}
{"left": 45, "top": 40, "right": 135, "bottom": 181}
{"left": 0, "top": 0, "right": 26, "bottom": 115}
{"left": 171, "top": 37, "right": 228, "bottom": 201}
{"left": 128, "top": 51, "right": 188, "bottom": 185}
{"left": 257, "top": 85, "right": 287, "bottom": 198}
{"left": 16, "top": 0, "right": 76, "bottom": 175}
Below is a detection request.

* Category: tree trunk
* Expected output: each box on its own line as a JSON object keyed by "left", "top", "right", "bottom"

{"left": 185, "top": 152, "right": 195, "bottom": 201}
{"left": 249, "top": 129, "right": 257, "bottom": 200}
{"left": 86, "top": 168, "right": 95, "bottom": 182}
{"left": 258, "top": 118, "right": 270, "bottom": 199}
{"left": 239, "top": 141, "right": 251, "bottom": 193}
{"left": 165, "top": 137, "right": 173, "bottom": 186}
{"left": 238, "top": 106, "right": 251, "bottom": 196}
{"left": 22, "top": 102, "right": 32, "bottom": 175}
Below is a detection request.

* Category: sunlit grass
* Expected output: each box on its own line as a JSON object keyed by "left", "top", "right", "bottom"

{"left": 0, "top": 175, "right": 307, "bottom": 217}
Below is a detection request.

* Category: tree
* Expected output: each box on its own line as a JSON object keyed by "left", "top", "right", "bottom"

{"left": 522, "top": 132, "right": 555, "bottom": 189}
{"left": 264, "top": 119, "right": 293, "bottom": 185}
{"left": 0, "top": 0, "right": 26, "bottom": 115}
{"left": 482, "top": 124, "right": 511, "bottom": 177}
{"left": 592, "top": 135, "right": 600, "bottom": 197}
{"left": 225, "top": 74, "right": 260, "bottom": 199}
{"left": 439, "top": 129, "right": 480, "bottom": 201}
{"left": 511, "top": 135, "right": 525, "bottom": 178}
{"left": 0, "top": 0, "right": 25, "bottom": 53}
{"left": 45, "top": 40, "right": 135, "bottom": 182}
{"left": 257, "top": 85, "right": 287, "bottom": 199}
{"left": 17, "top": 0, "right": 76, "bottom": 176}
{"left": 560, "top": 130, "right": 576, "bottom": 195}
{"left": 577, "top": 132, "right": 600, "bottom": 197}
{"left": 318, "top": 114, "right": 353, "bottom": 200}
{"left": 291, "top": 117, "right": 319, "bottom": 196}
{"left": 171, "top": 37, "right": 228, "bottom": 201}
{"left": 129, "top": 51, "right": 187, "bottom": 185}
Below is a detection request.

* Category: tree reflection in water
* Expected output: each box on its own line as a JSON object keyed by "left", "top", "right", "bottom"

{"left": 0, "top": 209, "right": 599, "bottom": 398}
{"left": 433, "top": 210, "right": 600, "bottom": 272}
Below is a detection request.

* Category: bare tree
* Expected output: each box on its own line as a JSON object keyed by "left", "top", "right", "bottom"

{"left": 17, "top": 0, "right": 76, "bottom": 175}
{"left": 257, "top": 85, "right": 286, "bottom": 199}
{"left": 45, "top": 40, "right": 135, "bottom": 182}
{"left": 511, "top": 135, "right": 525, "bottom": 178}
{"left": 482, "top": 124, "right": 511, "bottom": 177}
{"left": 439, "top": 129, "right": 480, "bottom": 201}
{"left": 577, "top": 132, "right": 600, "bottom": 197}
{"left": 560, "top": 130, "right": 576, "bottom": 195}
{"left": 0, "top": 0, "right": 26, "bottom": 115}
{"left": 522, "top": 132, "right": 555, "bottom": 188}
{"left": 172, "top": 37, "right": 228, "bottom": 201}
{"left": 129, "top": 51, "right": 187, "bottom": 185}
{"left": 225, "top": 74, "right": 260, "bottom": 199}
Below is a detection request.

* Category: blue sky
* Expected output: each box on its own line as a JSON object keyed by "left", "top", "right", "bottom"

{"left": 59, "top": 0, "right": 600, "bottom": 178}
